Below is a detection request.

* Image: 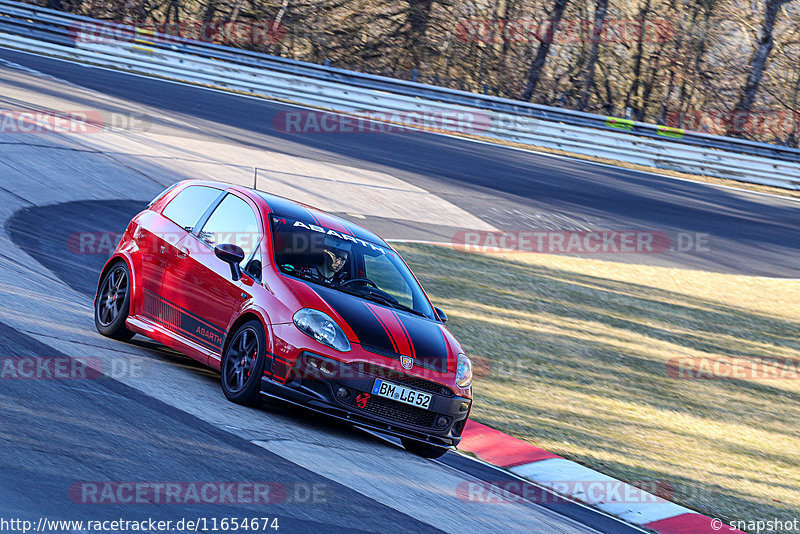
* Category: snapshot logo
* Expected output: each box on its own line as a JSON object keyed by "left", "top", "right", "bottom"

{"left": 69, "top": 482, "right": 328, "bottom": 505}
{"left": 455, "top": 19, "right": 674, "bottom": 44}
{"left": 0, "top": 110, "right": 151, "bottom": 134}
{"left": 666, "top": 110, "right": 800, "bottom": 137}
{"left": 457, "top": 480, "right": 672, "bottom": 505}
{"left": 667, "top": 356, "right": 800, "bottom": 380}
{"left": 70, "top": 21, "right": 286, "bottom": 45}
{"left": 0, "top": 357, "right": 149, "bottom": 380}
{"left": 273, "top": 110, "right": 491, "bottom": 135}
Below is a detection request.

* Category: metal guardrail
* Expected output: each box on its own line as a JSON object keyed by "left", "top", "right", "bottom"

{"left": 3, "top": 0, "right": 800, "bottom": 164}
{"left": 0, "top": 0, "right": 798, "bottom": 189}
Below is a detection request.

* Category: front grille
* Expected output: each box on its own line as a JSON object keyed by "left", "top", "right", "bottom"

{"left": 350, "top": 361, "right": 454, "bottom": 397}
{"left": 345, "top": 394, "right": 438, "bottom": 428}
{"left": 362, "top": 344, "right": 447, "bottom": 373}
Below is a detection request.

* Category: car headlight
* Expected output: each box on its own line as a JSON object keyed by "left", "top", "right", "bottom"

{"left": 293, "top": 309, "right": 351, "bottom": 352}
{"left": 456, "top": 353, "right": 472, "bottom": 388}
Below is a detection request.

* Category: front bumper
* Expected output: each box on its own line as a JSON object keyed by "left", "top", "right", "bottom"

{"left": 260, "top": 352, "right": 471, "bottom": 447}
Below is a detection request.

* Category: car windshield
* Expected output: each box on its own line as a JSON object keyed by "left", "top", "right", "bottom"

{"left": 271, "top": 215, "right": 434, "bottom": 319}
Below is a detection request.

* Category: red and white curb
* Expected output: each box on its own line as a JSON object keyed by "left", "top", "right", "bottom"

{"left": 459, "top": 421, "right": 744, "bottom": 534}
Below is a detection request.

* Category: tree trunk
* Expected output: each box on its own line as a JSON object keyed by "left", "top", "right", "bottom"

{"left": 203, "top": 0, "right": 217, "bottom": 22}
{"left": 577, "top": 0, "right": 609, "bottom": 110}
{"left": 521, "top": 0, "right": 569, "bottom": 101}
{"left": 623, "top": 0, "right": 652, "bottom": 118}
{"left": 731, "top": 0, "right": 791, "bottom": 124}
{"left": 165, "top": 0, "right": 181, "bottom": 24}
{"left": 405, "top": 0, "right": 435, "bottom": 65}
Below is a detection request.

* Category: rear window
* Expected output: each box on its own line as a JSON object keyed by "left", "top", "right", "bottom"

{"left": 161, "top": 185, "right": 222, "bottom": 231}
{"left": 146, "top": 183, "right": 178, "bottom": 209}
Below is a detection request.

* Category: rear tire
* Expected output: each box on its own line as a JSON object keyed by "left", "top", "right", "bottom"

{"left": 221, "top": 320, "right": 268, "bottom": 407}
{"left": 401, "top": 437, "right": 449, "bottom": 459}
{"left": 94, "top": 261, "right": 135, "bottom": 341}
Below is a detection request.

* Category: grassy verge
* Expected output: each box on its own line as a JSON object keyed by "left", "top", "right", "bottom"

{"left": 396, "top": 243, "right": 800, "bottom": 526}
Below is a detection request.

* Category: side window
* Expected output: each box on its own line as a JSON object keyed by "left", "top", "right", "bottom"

{"left": 198, "top": 194, "right": 260, "bottom": 264}
{"left": 161, "top": 186, "right": 221, "bottom": 231}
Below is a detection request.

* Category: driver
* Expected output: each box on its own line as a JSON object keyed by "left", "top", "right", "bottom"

{"left": 300, "top": 236, "right": 351, "bottom": 283}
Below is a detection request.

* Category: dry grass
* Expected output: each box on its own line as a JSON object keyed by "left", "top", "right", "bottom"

{"left": 396, "top": 243, "right": 800, "bottom": 526}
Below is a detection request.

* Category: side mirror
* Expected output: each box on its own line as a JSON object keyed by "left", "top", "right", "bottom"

{"left": 215, "top": 244, "right": 245, "bottom": 281}
{"left": 434, "top": 306, "right": 447, "bottom": 323}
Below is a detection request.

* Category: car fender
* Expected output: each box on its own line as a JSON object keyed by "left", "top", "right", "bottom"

{"left": 217, "top": 303, "right": 275, "bottom": 373}
{"left": 95, "top": 250, "right": 138, "bottom": 319}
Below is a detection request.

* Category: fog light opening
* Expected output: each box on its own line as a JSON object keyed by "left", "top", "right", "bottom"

{"left": 319, "top": 362, "right": 335, "bottom": 376}
{"left": 336, "top": 386, "right": 350, "bottom": 399}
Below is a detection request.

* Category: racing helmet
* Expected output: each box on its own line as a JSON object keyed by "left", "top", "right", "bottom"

{"left": 322, "top": 236, "right": 351, "bottom": 274}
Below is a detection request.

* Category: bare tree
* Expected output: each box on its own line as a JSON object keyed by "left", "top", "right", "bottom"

{"left": 521, "top": 0, "right": 570, "bottom": 101}
{"left": 577, "top": 0, "right": 609, "bottom": 110}
{"left": 730, "top": 0, "right": 794, "bottom": 123}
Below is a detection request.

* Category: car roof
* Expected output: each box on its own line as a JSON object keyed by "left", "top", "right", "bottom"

{"left": 254, "top": 190, "right": 389, "bottom": 247}
{"left": 174, "top": 180, "right": 389, "bottom": 247}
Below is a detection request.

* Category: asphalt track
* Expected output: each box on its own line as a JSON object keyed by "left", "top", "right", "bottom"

{"left": 2, "top": 47, "right": 800, "bottom": 277}
{"left": 0, "top": 45, "right": 797, "bottom": 534}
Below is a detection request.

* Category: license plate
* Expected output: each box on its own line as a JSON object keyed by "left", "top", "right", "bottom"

{"left": 371, "top": 379, "right": 432, "bottom": 410}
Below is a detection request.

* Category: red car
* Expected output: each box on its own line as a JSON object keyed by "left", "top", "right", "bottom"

{"left": 94, "top": 180, "right": 473, "bottom": 458}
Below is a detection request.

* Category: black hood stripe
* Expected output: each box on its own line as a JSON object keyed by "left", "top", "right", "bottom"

{"left": 364, "top": 302, "right": 399, "bottom": 353}
{"left": 391, "top": 309, "right": 417, "bottom": 359}
{"left": 298, "top": 282, "right": 449, "bottom": 368}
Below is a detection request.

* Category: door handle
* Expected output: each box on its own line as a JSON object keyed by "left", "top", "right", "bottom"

{"left": 160, "top": 245, "right": 166, "bottom": 254}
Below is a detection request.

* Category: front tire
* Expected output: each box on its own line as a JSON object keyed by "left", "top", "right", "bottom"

{"left": 401, "top": 438, "right": 449, "bottom": 459}
{"left": 94, "top": 261, "right": 135, "bottom": 341}
{"left": 221, "top": 320, "right": 268, "bottom": 407}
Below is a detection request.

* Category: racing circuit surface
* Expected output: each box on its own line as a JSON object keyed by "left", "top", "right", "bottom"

{"left": 0, "top": 47, "right": 798, "bottom": 533}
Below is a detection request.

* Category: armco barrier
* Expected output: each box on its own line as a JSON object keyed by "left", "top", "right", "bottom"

{"left": 0, "top": 0, "right": 798, "bottom": 189}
